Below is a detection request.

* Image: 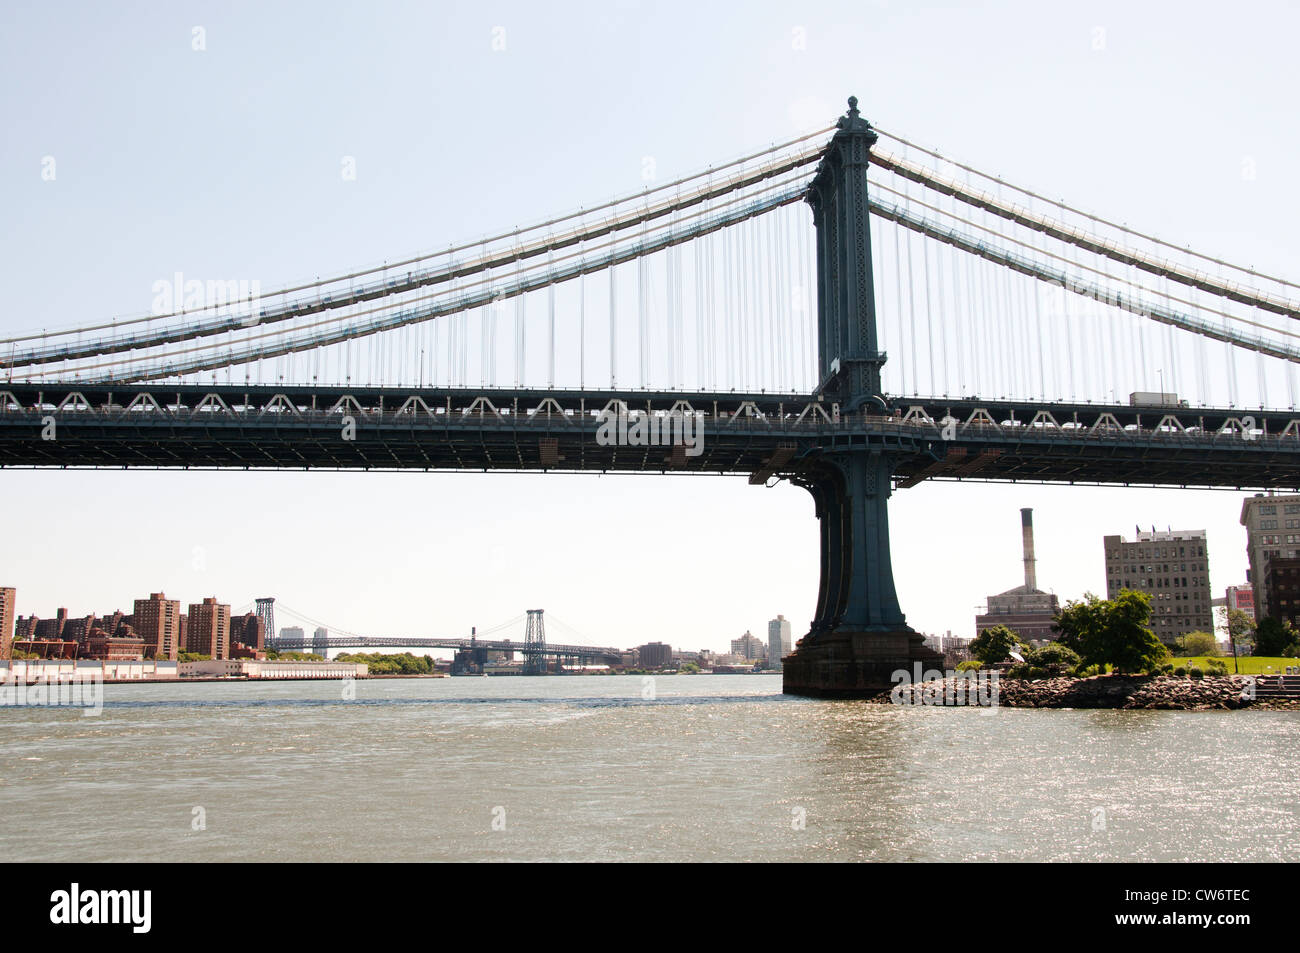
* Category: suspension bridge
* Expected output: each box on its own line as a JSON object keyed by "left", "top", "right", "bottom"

{"left": 3, "top": 96, "right": 1299, "bottom": 696}
{"left": 265, "top": 606, "right": 624, "bottom": 673}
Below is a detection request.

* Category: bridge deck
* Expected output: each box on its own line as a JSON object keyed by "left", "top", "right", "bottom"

{"left": 2, "top": 384, "right": 1298, "bottom": 489}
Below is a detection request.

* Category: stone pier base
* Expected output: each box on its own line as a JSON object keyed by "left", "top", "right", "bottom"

{"left": 782, "top": 628, "right": 945, "bottom": 699}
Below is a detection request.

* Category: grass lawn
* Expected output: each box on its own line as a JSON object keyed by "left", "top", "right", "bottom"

{"left": 1176, "top": 656, "right": 1297, "bottom": 675}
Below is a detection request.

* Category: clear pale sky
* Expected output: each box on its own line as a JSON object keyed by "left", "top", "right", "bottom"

{"left": 2, "top": 1, "right": 1297, "bottom": 652}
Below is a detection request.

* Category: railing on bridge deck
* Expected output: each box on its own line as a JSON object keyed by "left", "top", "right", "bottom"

{"left": 3, "top": 385, "right": 1298, "bottom": 446}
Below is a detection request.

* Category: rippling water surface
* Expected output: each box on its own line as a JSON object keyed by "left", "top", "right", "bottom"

{"left": 2, "top": 674, "right": 1297, "bottom": 862}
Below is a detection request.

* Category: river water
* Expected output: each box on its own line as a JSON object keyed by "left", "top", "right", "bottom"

{"left": 1, "top": 674, "right": 1297, "bottom": 862}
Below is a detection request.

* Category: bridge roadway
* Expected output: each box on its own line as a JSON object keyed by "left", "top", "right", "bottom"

{"left": 270, "top": 633, "right": 624, "bottom": 663}
{"left": 1, "top": 383, "right": 1298, "bottom": 489}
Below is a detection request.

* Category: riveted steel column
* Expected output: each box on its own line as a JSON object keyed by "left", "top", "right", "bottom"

{"left": 839, "top": 451, "right": 906, "bottom": 628}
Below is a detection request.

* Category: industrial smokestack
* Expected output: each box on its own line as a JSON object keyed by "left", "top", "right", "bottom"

{"left": 1020, "top": 508, "right": 1038, "bottom": 591}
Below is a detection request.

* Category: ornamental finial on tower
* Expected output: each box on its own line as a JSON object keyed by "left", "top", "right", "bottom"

{"left": 836, "top": 95, "right": 875, "bottom": 139}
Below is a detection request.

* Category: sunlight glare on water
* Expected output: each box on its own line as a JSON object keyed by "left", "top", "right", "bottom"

{"left": 1, "top": 675, "right": 1297, "bottom": 862}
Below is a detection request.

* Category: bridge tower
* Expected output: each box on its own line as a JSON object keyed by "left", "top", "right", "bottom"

{"left": 782, "top": 97, "right": 944, "bottom": 698}
{"left": 523, "top": 609, "right": 548, "bottom": 675}
{"left": 805, "top": 96, "right": 887, "bottom": 412}
{"left": 255, "top": 598, "right": 276, "bottom": 650}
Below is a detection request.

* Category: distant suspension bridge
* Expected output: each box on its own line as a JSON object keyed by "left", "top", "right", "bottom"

{"left": 258, "top": 603, "right": 625, "bottom": 672}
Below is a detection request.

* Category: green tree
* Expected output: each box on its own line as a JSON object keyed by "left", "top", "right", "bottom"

{"left": 265, "top": 650, "right": 323, "bottom": 662}
{"left": 1224, "top": 608, "right": 1255, "bottom": 653}
{"left": 1054, "top": 590, "right": 1168, "bottom": 673}
{"left": 969, "top": 625, "right": 1026, "bottom": 665}
{"left": 1253, "top": 617, "right": 1299, "bottom": 656}
{"left": 1023, "top": 642, "right": 1081, "bottom": 675}
{"left": 1179, "top": 631, "right": 1219, "bottom": 657}
{"left": 335, "top": 652, "right": 434, "bottom": 674}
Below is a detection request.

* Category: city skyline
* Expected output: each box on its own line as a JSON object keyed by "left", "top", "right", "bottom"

{"left": 0, "top": 487, "right": 1265, "bottom": 655}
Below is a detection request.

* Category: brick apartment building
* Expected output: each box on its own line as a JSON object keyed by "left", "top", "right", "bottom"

{"left": 133, "top": 592, "right": 182, "bottom": 660}
{"left": 186, "top": 598, "right": 231, "bottom": 659}
{"left": 637, "top": 642, "right": 674, "bottom": 669}
{"left": 230, "top": 613, "right": 266, "bottom": 655}
{"left": 0, "top": 587, "right": 15, "bottom": 660}
{"left": 84, "top": 626, "right": 147, "bottom": 660}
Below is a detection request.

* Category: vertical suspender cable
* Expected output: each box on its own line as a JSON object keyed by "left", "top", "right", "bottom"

{"left": 781, "top": 207, "right": 792, "bottom": 391}
{"left": 737, "top": 225, "right": 748, "bottom": 389}
{"left": 871, "top": 214, "right": 885, "bottom": 392}
{"left": 638, "top": 254, "right": 648, "bottom": 388}
{"left": 708, "top": 232, "right": 717, "bottom": 390}
{"left": 798, "top": 210, "right": 811, "bottom": 390}
{"left": 1021, "top": 273, "right": 1036, "bottom": 401}
{"left": 1162, "top": 276, "right": 1177, "bottom": 398}
{"left": 609, "top": 265, "right": 617, "bottom": 388}
{"left": 693, "top": 235, "right": 703, "bottom": 390}
{"left": 1195, "top": 307, "right": 1208, "bottom": 406}
{"left": 514, "top": 296, "right": 524, "bottom": 387}
{"left": 1132, "top": 266, "right": 1148, "bottom": 394}
{"left": 479, "top": 305, "right": 488, "bottom": 386}
{"left": 724, "top": 227, "right": 733, "bottom": 389}
{"left": 893, "top": 219, "right": 906, "bottom": 396}
{"left": 922, "top": 238, "right": 935, "bottom": 395}
{"left": 906, "top": 231, "right": 918, "bottom": 394}
{"left": 1058, "top": 255, "right": 1075, "bottom": 399}
{"left": 548, "top": 282, "right": 556, "bottom": 388}
{"left": 935, "top": 242, "right": 949, "bottom": 395}
{"left": 1032, "top": 273, "right": 1046, "bottom": 401}
{"left": 490, "top": 294, "right": 498, "bottom": 386}
{"left": 762, "top": 212, "right": 772, "bottom": 390}
{"left": 1288, "top": 344, "right": 1298, "bottom": 409}
{"left": 666, "top": 246, "right": 676, "bottom": 388}
{"left": 1257, "top": 349, "right": 1266, "bottom": 409}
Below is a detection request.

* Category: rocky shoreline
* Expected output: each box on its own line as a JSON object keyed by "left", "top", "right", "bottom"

{"left": 879, "top": 673, "right": 1300, "bottom": 710}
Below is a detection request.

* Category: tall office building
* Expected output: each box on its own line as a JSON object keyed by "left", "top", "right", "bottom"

{"left": 279, "top": 626, "right": 305, "bottom": 649}
{"left": 1103, "top": 528, "right": 1213, "bottom": 645}
{"left": 766, "top": 615, "right": 792, "bottom": 671}
{"left": 0, "top": 587, "right": 15, "bottom": 660}
{"left": 1240, "top": 492, "right": 1300, "bottom": 621}
{"left": 186, "top": 598, "right": 231, "bottom": 659}
{"left": 133, "top": 592, "right": 182, "bottom": 660}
